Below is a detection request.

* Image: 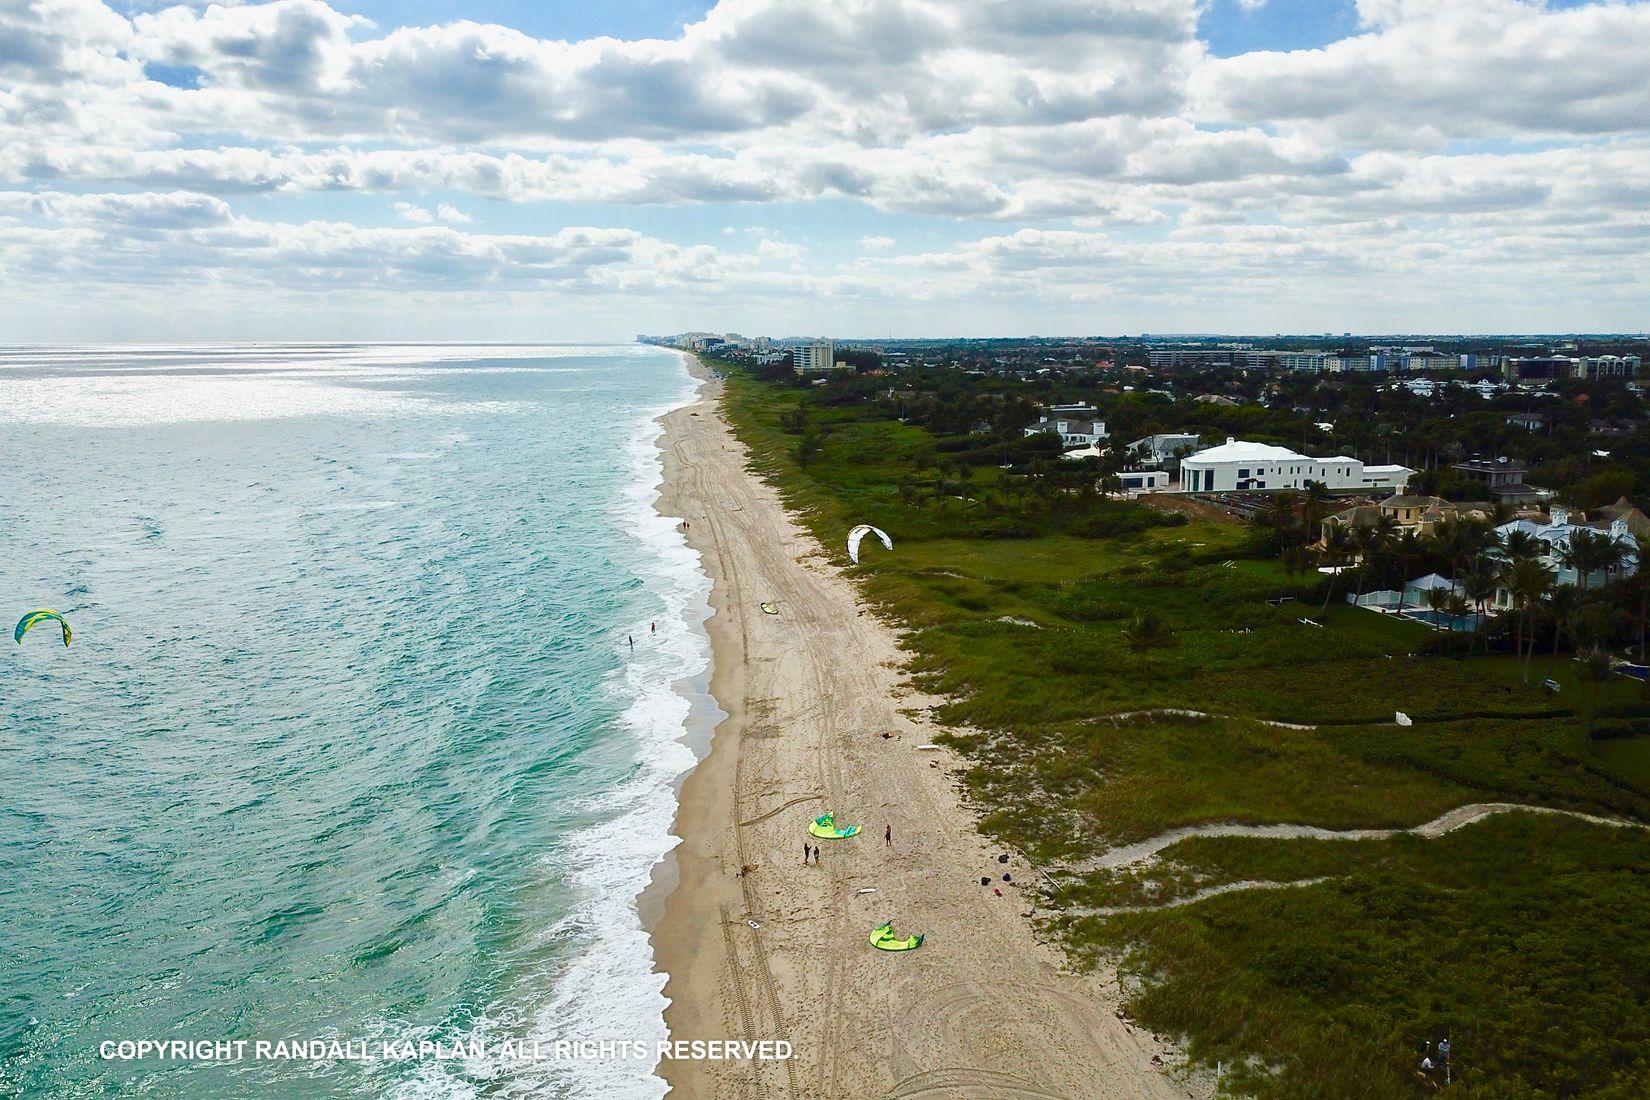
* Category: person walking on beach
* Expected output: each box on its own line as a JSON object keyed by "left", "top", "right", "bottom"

{"left": 803, "top": 842, "right": 810, "bottom": 865}
{"left": 885, "top": 824, "right": 892, "bottom": 845}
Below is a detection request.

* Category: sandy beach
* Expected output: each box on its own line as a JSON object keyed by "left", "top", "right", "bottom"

{"left": 650, "top": 359, "right": 1196, "bottom": 1100}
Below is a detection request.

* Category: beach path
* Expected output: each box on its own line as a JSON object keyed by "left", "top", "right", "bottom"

{"left": 652, "top": 367, "right": 1191, "bottom": 1100}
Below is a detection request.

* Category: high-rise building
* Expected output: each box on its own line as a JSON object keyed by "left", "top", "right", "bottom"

{"left": 791, "top": 340, "right": 837, "bottom": 374}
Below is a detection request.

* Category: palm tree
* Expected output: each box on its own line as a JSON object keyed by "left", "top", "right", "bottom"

{"left": 1560, "top": 529, "right": 1628, "bottom": 598}
{"left": 1504, "top": 557, "right": 1556, "bottom": 682}
{"left": 1317, "top": 525, "right": 1354, "bottom": 612}
{"left": 1499, "top": 527, "right": 1541, "bottom": 564}
{"left": 1573, "top": 646, "right": 1614, "bottom": 736}
{"left": 1445, "top": 591, "right": 1472, "bottom": 654}
{"left": 1460, "top": 558, "right": 1500, "bottom": 656}
{"left": 1282, "top": 543, "right": 1312, "bottom": 581}
{"left": 1424, "top": 585, "right": 1452, "bottom": 652}
{"left": 1121, "top": 609, "right": 1172, "bottom": 652}
{"left": 1350, "top": 523, "right": 1389, "bottom": 600}
{"left": 1391, "top": 529, "right": 1426, "bottom": 612}
{"left": 1301, "top": 481, "right": 1333, "bottom": 533}
{"left": 1257, "top": 491, "right": 1301, "bottom": 553}
{"left": 1433, "top": 516, "right": 1495, "bottom": 582}
{"left": 1541, "top": 585, "right": 1583, "bottom": 681}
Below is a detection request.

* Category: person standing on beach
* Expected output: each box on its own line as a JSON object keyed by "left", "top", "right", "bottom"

{"left": 885, "top": 824, "right": 892, "bottom": 845}
{"left": 803, "top": 842, "right": 810, "bottom": 865}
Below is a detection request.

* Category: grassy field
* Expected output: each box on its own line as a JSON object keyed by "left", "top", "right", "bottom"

{"left": 712, "top": 360, "right": 1650, "bottom": 1097}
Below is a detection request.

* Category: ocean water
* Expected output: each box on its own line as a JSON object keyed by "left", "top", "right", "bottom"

{"left": 0, "top": 344, "right": 712, "bottom": 1099}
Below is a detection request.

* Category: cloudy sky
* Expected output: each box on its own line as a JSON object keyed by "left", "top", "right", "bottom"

{"left": 1, "top": 0, "right": 1646, "bottom": 341}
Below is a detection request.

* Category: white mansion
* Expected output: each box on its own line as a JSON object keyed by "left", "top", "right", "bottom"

{"left": 1178, "top": 438, "right": 1412, "bottom": 494}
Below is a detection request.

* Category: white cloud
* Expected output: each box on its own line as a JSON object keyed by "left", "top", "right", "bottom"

{"left": 0, "top": 0, "right": 1646, "bottom": 335}
{"left": 392, "top": 201, "right": 433, "bottom": 223}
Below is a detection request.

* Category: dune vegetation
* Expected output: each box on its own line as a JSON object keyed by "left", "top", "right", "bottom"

{"left": 711, "top": 357, "right": 1650, "bottom": 1098}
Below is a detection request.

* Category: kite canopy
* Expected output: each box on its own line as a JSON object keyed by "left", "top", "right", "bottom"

{"left": 808, "top": 811, "right": 861, "bottom": 839}
{"left": 869, "top": 920, "right": 923, "bottom": 952}
{"left": 846, "top": 524, "right": 892, "bottom": 564}
{"left": 14, "top": 609, "right": 71, "bottom": 647}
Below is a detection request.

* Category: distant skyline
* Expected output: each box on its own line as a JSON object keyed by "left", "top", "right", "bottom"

{"left": 1, "top": 0, "right": 1647, "bottom": 341}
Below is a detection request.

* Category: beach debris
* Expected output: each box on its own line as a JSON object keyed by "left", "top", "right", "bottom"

{"left": 997, "top": 854, "right": 1010, "bottom": 864}
{"left": 917, "top": 743, "right": 943, "bottom": 751}
{"left": 846, "top": 524, "right": 893, "bottom": 564}
{"left": 1395, "top": 711, "right": 1413, "bottom": 727}
{"left": 760, "top": 602, "right": 779, "bottom": 615}
{"left": 868, "top": 920, "right": 923, "bottom": 952}
{"left": 856, "top": 887, "right": 878, "bottom": 895}
{"left": 747, "top": 919, "right": 761, "bottom": 931}
{"left": 14, "top": 609, "right": 71, "bottom": 647}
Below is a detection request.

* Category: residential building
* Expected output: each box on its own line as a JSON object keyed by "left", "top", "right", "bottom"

{"left": 1322, "top": 495, "right": 1495, "bottom": 542}
{"left": 1504, "top": 412, "right": 1546, "bottom": 431}
{"left": 1128, "top": 432, "right": 1203, "bottom": 468}
{"left": 1118, "top": 469, "right": 1171, "bottom": 494}
{"left": 1273, "top": 351, "right": 1335, "bottom": 372}
{"left": 1024, "top": 417, "right": 1108, "bottom": 449}
{"left": 1450, "top": 458, "right": 1547, "bottom": 503}
{"left": 1178, "top": 438, "right": 1411, "bottom": 494}
{"left": 1147, "top": 349, "right": 1231, "bottom": 369}
{"left": 1578, "top": 355, "right": 1641, "bottom": 380}
{"left": 1504, "top": 356, "right": 1577, "bottom": 382}
{"left": 791, "top": 340, "right": 838, "bottom": 374}
{"left": 1490, "top": 506, "right": 1640, "bottom": 609}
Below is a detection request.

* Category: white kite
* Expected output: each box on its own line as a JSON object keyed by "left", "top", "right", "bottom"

{"left": 847, "top": 524, "right": 892, "bottom": 564}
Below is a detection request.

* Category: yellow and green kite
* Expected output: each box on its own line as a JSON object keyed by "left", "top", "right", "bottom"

{"left": 869, "top": 920, "right": 923, "bottom": 952}
{"left": 808, "top": 811, "right": 860, "bottom": 840}
{"left": 14, "top": 609, "right": 71, "bottom": 647}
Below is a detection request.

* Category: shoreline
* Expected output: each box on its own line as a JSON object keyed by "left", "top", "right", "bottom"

{"left": 638, "top": 352, "right": 727, "bottom": 938}
{"left": 645, "top": 354, "right": 1200, "bottom": 1099}
{"left": 644, "top": 353, "right": 751, "bottom": 1096}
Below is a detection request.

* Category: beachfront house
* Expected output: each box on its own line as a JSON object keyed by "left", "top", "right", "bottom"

{"left": 1128, "top": 432, "right": 1203, "bottom": 469}
{"left": 1178, "top": 438, "right": 1412, "bottom": 494}
{"left": 1321, "top": 495, "right": 1496, "bottom": 543}
{"left": 1024, "top": 417, "right": 1107, "bottom": 449}
{"left": 1489, "top": 507, "right": 1640, "bottom": 610}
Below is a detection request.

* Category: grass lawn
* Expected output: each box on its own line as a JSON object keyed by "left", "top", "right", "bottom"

{"left": 1593, "top": 735, "right": 1650, "bottom": 787}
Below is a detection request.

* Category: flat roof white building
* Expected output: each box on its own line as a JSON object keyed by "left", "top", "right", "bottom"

{"left": 1178, "top": 438, "right": 1412, "bottom": 494}
{"left": 791, "top": 340, "right": 837, "bottom": 374}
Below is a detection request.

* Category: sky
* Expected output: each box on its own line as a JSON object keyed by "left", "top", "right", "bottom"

{"left": 0, "top": 0, "right": 1646, "bottom": 341}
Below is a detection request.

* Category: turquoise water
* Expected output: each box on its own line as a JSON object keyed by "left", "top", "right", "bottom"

{"left": 0, "top": 344, "right": 709, "bottom": 1099}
